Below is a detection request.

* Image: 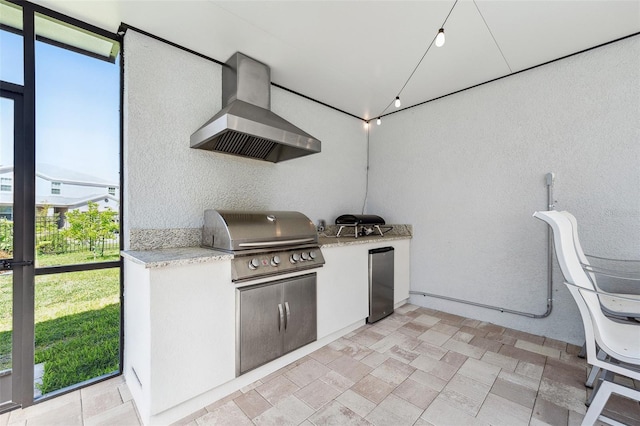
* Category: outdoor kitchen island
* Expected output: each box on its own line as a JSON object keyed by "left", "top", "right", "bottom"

{"left": 121, "top": 228, "right": 411, "bottom": 425}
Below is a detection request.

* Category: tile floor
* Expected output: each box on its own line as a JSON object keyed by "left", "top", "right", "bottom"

{"left": 1, "top": 303, "right": 639, "bottom": 426}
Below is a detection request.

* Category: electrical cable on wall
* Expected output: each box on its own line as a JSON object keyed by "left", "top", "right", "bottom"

{"left": 361, "top": 123, "right": 370, "bottom": 214}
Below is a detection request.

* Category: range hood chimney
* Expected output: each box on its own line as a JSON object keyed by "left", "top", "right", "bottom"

{"left": 190, "top": 52, "right": 321, "bottom": 162}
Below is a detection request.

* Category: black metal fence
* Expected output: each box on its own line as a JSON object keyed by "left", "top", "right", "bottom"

{"left": 0, "top": 216, "right": 119, "bottom": 255}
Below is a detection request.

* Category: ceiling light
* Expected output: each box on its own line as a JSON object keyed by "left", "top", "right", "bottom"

{"left": 435, "top": 28, "right": 445, "bottom": 47}
{"left": 394, "top": 97, "right": 401, "bottom": 108}
{"left": 376, "top": 117, "right": 381, "bottom": 125}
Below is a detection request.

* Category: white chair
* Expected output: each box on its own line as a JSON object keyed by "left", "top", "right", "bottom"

{"left": 533, "top": 211, "right": 640, "bottom": 426}
{"left": 559, "top": 211, "right": 640, "bottom": 390}
{"left": 560, "top": 211, "right": 640, "bottom": 321}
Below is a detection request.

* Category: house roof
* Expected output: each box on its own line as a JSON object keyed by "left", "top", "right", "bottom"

{"left": 0, "top": 163, "right": 119, "bottom": 188}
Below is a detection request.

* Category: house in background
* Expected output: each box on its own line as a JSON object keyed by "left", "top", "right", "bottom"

{"left": 0, "top": 163, "right": 119, "bottom": 222}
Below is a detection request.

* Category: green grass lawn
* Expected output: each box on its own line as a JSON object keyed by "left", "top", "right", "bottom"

{"left": 0, "top": 249, "right": 120, "bottom": 394}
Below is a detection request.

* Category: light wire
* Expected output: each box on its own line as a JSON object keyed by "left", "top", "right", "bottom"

{"left": 376, "top": 0, "right": 460, "bottom": 118}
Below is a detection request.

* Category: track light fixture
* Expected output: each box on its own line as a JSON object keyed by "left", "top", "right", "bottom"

{"left": 435, "top": 28, "right": 445, "bottom": 47}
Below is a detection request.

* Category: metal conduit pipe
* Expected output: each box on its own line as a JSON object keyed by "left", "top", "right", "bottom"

{"left": 409, "top": 172, "right": 556, "bottom": 319}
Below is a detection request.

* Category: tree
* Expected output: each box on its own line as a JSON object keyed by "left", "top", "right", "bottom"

{"left": 64, "top": 202, "right": 119, "bottom": 259}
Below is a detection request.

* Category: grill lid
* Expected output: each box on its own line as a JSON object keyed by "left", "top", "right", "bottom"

{"left": 202, "top": 210, "right": 318, "bottom": 252}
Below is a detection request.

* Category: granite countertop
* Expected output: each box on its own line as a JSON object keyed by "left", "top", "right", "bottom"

{"left": 123, "top": 224, "right": 412, "bottom": 268}
{"left": 121, "top": 247, "right": 232, "bottom": 268}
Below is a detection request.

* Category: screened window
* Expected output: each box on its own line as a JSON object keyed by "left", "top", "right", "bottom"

{"left": 50, "top": 181, "right": 61, "bottom": 195}
{"left": 0, "top": 177, "right": 11, "bottom": 191}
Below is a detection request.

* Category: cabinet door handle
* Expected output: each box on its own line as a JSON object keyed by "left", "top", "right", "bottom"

{"left": 284, "top": 302, "right": 290, "bottom": 330}
{"left": 278, "top": 303, "right": 284, "bottom": 332}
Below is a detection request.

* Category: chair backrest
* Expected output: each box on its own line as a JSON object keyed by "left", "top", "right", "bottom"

{"left": 559, "top": 211, "right": 602, "bottom": 290}
{"left": 534, "top": 210, "right": 640, "bottom": 366}
{"left": 533, "top": 211, "right": 594, "bottom": 291}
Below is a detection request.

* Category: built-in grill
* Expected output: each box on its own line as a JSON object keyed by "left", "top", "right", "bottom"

{"left": 202, "top": 209, "right": 325, "bottom": 282}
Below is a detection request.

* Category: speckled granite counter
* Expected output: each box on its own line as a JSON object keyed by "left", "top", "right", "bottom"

{"left": 123, "top": 224, "right": 411, "bottom": 268}
{"left": 122, "top": 247, "right": 232, "bottom": 268}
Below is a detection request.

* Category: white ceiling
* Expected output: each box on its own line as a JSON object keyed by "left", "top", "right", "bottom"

{"left": 33, "top": 0, "right": 640, "bottom": 121}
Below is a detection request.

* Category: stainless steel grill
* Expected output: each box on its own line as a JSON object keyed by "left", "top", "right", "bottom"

{"left": 202, "top": 209, "right": 324, "bottom": 282}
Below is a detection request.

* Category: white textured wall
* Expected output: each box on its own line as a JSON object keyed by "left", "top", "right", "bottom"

{"left": 123, "top": 30, "right": 367, "bottom": 247}
{"left": 366, "top": 36, "right": 640, "bottom": 344}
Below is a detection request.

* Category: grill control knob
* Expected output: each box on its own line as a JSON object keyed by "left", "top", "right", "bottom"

{"left": 301, "top": 252, "right": 310, "bottom": 261}
{"left": 249, "top": 258, "right": 260, "bottom": 270}
{"left": 271, "top": 255, "right": 281, "bottom": 266}
{"left": 290, "top": 253, "right": 300, "bottom": 263}
{"left": 309, "top": 251, "right": 317, "bottom": 260}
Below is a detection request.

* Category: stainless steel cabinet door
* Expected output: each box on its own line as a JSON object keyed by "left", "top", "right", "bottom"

{"left": 368, "top": 247, "right": 394, "bottom": 323}
{"left": 283, "top": 275, "right": 317, "bottom": 354}
{"left": 238, "top": 283, "right": 283, "bottom": 374}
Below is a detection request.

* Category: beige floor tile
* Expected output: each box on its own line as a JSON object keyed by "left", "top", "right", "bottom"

{"left": 253, "top": 395, "right": 313, "bottom": 426}
{"left": 397, "top": 322, "right": 430, "bottom": 338}
{"left": 486, "top": 331, "right": 517, "bottom": 346}
{"left": 498, "top": 369, "right": 541, "bottom": 391}
{"left": 294, "top": 379, "right": 340, "bottom": 410}
{"left": 490, "top": 377, "right": 537, "bottom": 409}
{"left": 335, "top": 389, "right": 377, "bottom": 418}
{"left": 255, "top": 375, "right": 300, "bottom": 405}
{"left": 233, "top": 389, "right": 272, "bottom": 419}
{"left": 430, "top": 323, "right": 460, "bottom": 336}
{"left": 543, "top": 337, "right": 568, "bottom": 351}
{"left": 413, "top": 314, "right": 441, "bottom": 327}
{"left": 410, "top": 354, "right": 459, "bottom": 382}
{"left": 284, "top": 358, "right": 331, "bottom": 388}
{"left": 417, "top": 329, "right": 451, "bottom": 346}
{"left": 84, "top": 400, "right": 140, "bottom": 426}
{"left": 515, "top": 340, "right": 561, "bottom": 359}
{"left": 328, "top": 338, "right": 373, "bottom": 361}
{"left": 386, "top": 345, "right": 420, "bottom": 364}
{"left": 451, "top": 330, "right": 475, "bottom": 343}
{"left": 80, "top": 376, "right": 125, "bottom": 400}
{"left": 204, "top": 390, "right": 242, "bottom": 411}
{"left": 170, "top": 408, "right": 208, "bottom": 426}
{"left": 421, "top": 395, "right": 489, "bottom": 426}
{"left": 327, "top": 356, "right": 372, "bottom": 383}
{"left": 481, "top": 350, "right": 518, "bottom": 372}
{"left": 370, "top": 358, "right": 415, "bottom": 387}
{"left": 502, "top": 329, "right": 546, "bottom": 346}
{"left": 365, "top": 394, "right": 422, "bottom": 426}
{"left": 8, "top": 390, "right": 80, "bottom": 423}
{"left": 413, "top": 341, "right": 448, "bottom": 360}
{"left": 370, "top": 333, "right": 420, "bottom": 353}
{"left": 515, "top": 360, "right": 544, "bottom": 381}
{"left": 351, "top": 375, "right": 395, "bottom": 405}
{"left": 468, "top": 335, "right": 503, "bottom": 353}
{"left": 499, "top": 344, "right": 547, "bottom": 366}
{"left": 476, "top": 394, "right": 532, "bottom": 426}
{"left": 319, "top": 370, "right": 355, "bottom": 393}
{"left": 442, "top": 339, "right": 486, "bottom": 359}
{"left": 457, "top": 357, "right": 501, "bottom": 386}
{"left": 392, "top": 378, "right": 439, "bottom": 409}
{"left": 542, "top": 357, "right": 586, "bottom": 390}
{"left": 348, "top": 329, "right": 386, "bottom": 347}
{"left": 441, "top": 350, "right": 468, "bottom": 369}
{"left": 360, "top": 351, "right": 389, "bottom": 368}
{"left": 196, "top": 401, "right": 252, "bottom": 426}
{"left": 441, "top": 374, "right": 491, "bottom": 416}
{"left": 26, "top": 399, "right": 83, "bottom": 426}
{"left": 538, "top": 377, "right": 587, "bottom": 414}
{"left": 82, "top": 386, "right": 123, "bottom": 420}
{"left": 409, "top": 369, "right": 448, "bottom": 392}
{"left": 530, "top": 397, "right": 569, "bottom": 426}
{"left": 308, "top": 400, "right": 371, "bottom": 426}
{"left": 117, "top": 382, "right": 133, "bottom": 403}
{"left": 0, "top": 411, "right": 11, "bottom": 426}
{"left": 308, "top": 345, "right": 343, "bottom": 365}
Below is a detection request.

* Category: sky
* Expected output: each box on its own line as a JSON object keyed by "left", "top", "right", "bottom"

{"left": 1, "top": 28, "right": 120, "bottom": 184}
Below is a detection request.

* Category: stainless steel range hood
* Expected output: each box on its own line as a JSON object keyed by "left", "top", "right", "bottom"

{"left": 190, "top": 53, "right": 321, "bottom": 163}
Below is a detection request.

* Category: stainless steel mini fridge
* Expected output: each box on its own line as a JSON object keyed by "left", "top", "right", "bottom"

{"left": 368, "top": 247, "right": 394, "bottom": 323}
